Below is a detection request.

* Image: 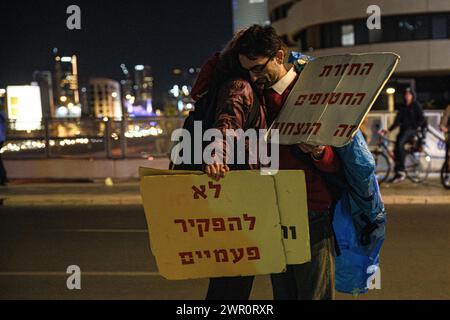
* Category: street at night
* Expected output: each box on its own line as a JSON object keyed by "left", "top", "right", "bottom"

{"left": 1, "top": 204, "right": 449, "bottom": 300}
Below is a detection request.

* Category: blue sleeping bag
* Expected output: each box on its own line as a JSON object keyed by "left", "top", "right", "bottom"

{"left": 333, "top": 131, "right": 387, "bottom": 295}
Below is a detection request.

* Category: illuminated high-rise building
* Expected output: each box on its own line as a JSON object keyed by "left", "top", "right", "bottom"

{"left": 132, "top": 64, "right": 154, "bottom": 115}
{"left": 117, "top": 64, "right": 155, "bottom": 117}
{"left": 53, "top": 48, "right": 81, "bottom": 117}
{"left": 134, "top": 65, "right": 153, "bottom": 102}
{"left": 232, "top": 0, "right": 270, "bottom": 32}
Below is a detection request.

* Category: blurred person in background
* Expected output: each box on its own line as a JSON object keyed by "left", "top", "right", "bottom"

{"left": 380, "top": 88, "right": 425, "bottom": 184}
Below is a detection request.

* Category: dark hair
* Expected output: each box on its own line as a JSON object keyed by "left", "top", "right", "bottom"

{"left": 213, "top": 29, "right": 249, "bottom": 84}
{"left": 234, "top": 24, "right": 288, "bottom": 60}
{"left": 405, "top": 87, "right": 417, "bottom": 100}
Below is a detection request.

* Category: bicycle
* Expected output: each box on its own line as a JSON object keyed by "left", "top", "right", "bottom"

{"left": 371, "top": 130, "right": 431, "bottom": 185}
{"left": 440, "top": 132, "right": 450, "bottom": 189}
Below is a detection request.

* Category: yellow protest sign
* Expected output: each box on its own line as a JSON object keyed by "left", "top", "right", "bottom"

{"left": 139, "top": 168, "right": 310, "bottom": 280}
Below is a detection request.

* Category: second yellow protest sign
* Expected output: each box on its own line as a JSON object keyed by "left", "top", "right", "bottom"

{"left": 140, "top": 168, "right": 310, "bottom": 280}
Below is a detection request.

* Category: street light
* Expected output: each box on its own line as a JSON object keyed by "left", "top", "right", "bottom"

{"left": 386, "top": 87, "right": 396, "bottom": 95}
{"left": 386, "top": 87, "right": 396, "bottom": 113}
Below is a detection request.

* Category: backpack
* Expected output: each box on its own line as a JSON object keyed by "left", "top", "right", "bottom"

{"left": 170, "top": 64, "right": 261, "bottom": 171}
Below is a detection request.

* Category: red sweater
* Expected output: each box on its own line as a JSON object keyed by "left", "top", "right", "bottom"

{"left": 264, "top": 72, "right": 340, "bottom": 212}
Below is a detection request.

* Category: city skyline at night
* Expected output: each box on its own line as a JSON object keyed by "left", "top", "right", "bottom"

{"left": 0, "top": 0, "right": 233, "bottom": 107}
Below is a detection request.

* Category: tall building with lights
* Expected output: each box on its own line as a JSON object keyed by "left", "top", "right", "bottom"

{"left": 232, "top": 0, "right": 270, "bottom": 32}
{"left": 134, "top": 65, "right": 153, "bottom": 109}
{"left": 88, "top": 78, "right": 122, "bottom": 120}
{"left": 53, "top": 49, "right": 81, "bottom": 117}
{"left": 120, "top": 64, "right": 154, "bottom": 117}
{"left": 119, "top": 64, "right": 154, "bottom": 117}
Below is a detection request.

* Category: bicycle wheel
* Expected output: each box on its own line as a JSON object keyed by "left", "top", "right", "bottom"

{"left": 405, "top": 151, "right": 431, "bottom": 183}
{"left": 441, "top": 160, "right": 450, "bottom": 189}
{"left": 372, "top": 151, "right": 390, "bottom": 184}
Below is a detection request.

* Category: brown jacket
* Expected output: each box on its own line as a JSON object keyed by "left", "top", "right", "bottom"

{"left": 211, "top": 78, "right": 268, "bottom": 169}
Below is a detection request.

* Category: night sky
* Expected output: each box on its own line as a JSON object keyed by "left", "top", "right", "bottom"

{"left": 0, "top": 0, "right": 233, "bottom": 106}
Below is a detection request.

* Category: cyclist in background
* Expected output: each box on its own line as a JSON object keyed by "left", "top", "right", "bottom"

{"left": 380, "top": 87, "right": 426, "bottom": 183}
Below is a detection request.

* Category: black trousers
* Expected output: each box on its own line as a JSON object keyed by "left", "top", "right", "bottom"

{"left": 0, "top": 142, "right": 7, "bottom": 184}
{"left": 205, "top": 210, "right": 335, "bottom": 300}
{"left": 394, "top": 129, "right": 416, "bottom": 173}
{"left": 206, "top": 275, "right": 254, "bottom": 300}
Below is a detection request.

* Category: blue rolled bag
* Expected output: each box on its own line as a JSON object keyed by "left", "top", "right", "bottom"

{"left": 333, "top": 131, "right": 386, "bottom": 295}
{"left": 289, "top": 52, "right": 387, "bottom": 295}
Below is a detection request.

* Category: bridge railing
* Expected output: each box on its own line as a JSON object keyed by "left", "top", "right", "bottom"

{"left": 1, "top": 116, "right": 185, "bottom": 160}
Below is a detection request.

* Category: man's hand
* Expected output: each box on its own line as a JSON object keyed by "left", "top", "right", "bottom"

{"left": 298, "top": 143, "right": 326, "bottom": 160}
{"left": 440, "top": 126, "right": 449, "bottom": 133}
{"left": 204, "top": 163, "right": 230, "bottom": 181}
{"left": 378, "top": 129, "right": 388, "bottom": 136}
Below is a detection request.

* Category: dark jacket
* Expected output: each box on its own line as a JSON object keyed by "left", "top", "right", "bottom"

{"left": 389, "top": 101, "right": 425, "bottom": 132}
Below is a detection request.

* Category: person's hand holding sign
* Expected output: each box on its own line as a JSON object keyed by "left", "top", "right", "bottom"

{"left": 205, "top": 163, "right": 230, "bottom": 181}
{"left": 298, "top": 143, "right": 326, "bottom": 160}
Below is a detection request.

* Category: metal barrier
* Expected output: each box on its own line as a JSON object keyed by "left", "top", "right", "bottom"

{"left": 1, "top": 117, "right": 185, "bottom": 160}
{"left": 365, "top": 110, "right": 447, "bottom": 171}
{"left": 363, "top": 110, "right": 445, "bottom": 147}
{"left": 2, "top": 110, "right": 447, "bottom": 168}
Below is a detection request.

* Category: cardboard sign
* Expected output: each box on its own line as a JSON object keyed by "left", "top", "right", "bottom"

{"left": 139, "top": 168, "right": 310, "bottom": 280}
{"left": 267, "top": 53, "right": 400, "bottom": 147}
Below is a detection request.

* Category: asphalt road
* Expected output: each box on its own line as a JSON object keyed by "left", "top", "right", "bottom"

{"left": 0, "top": 204, "right": 449, "bottom": 300}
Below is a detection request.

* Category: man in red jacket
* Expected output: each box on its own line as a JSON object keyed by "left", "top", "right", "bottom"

{"left": 206, "top": 25, "right": 339, "bottom": 300}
